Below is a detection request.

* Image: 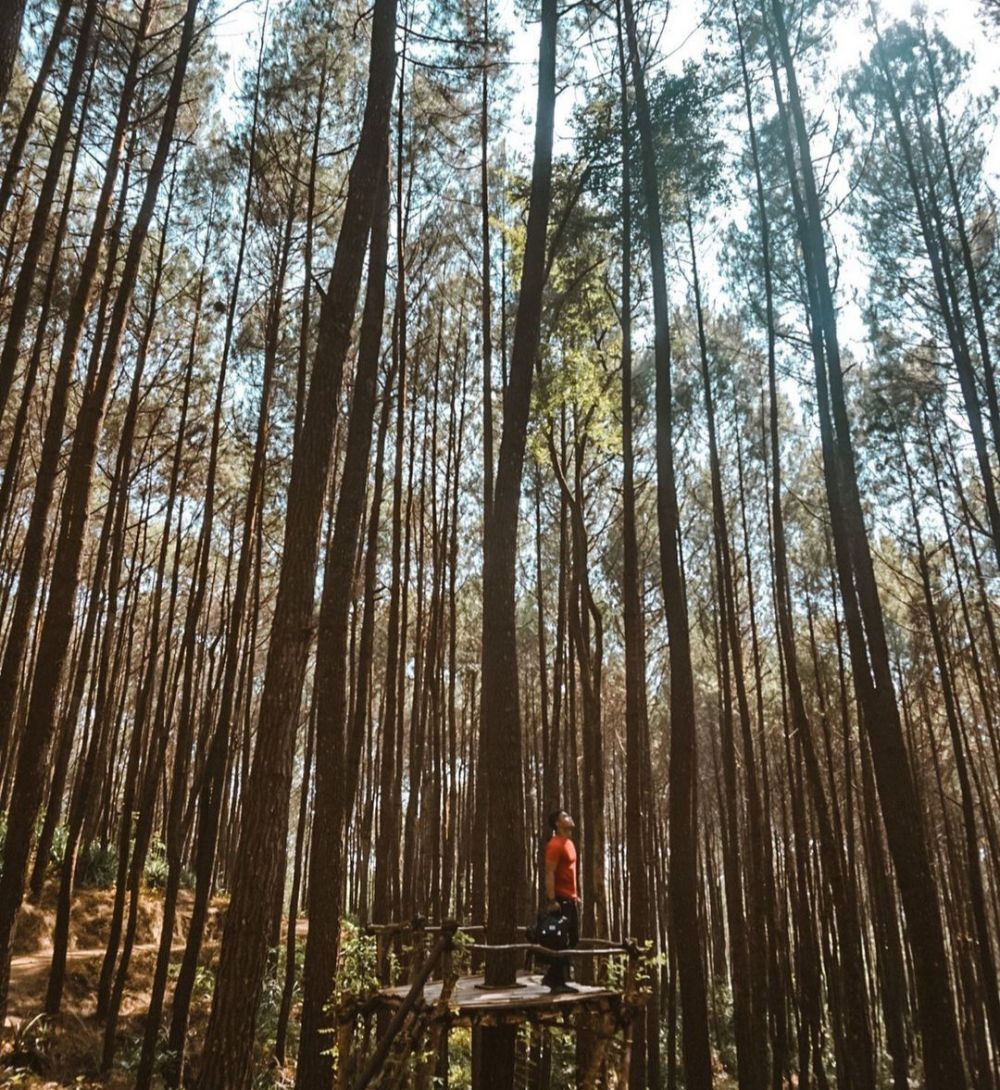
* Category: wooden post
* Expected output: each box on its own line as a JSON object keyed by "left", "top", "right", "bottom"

{"left": 409, "top": 915, "right": 427, "bottom": 984}
{"left": 335, "top": 1015, "right": 354, "bottom": 1090}
{"left": 354, "top": 922, "right": 457, "bottom": 1090}
{"left": 616, "top": 947, "right": 640, "bottom": 1087}
{"left": 376, "top": 931, "right": 388, "bottom": 986}
{"left": 580, "top": 1009, "right": 615, "bottom": 1090}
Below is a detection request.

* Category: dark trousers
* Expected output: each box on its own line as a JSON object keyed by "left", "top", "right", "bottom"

{"left": 541, "top": 897, "right": 579, "bottom": 988}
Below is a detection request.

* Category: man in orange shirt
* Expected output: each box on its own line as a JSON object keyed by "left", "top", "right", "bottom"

{"left": 541, "top": 809, "right": 580, "bottom": 992}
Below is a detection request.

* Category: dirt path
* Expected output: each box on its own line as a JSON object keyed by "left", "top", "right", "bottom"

{"left": 9, "top": 943, "right": 172, "bottom": 987}
{"left": 9, "top": 915, "right": 309, "bottom": 987}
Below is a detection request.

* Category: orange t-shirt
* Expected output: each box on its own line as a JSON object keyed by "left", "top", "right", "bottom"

{"left": 546, "top": 835, "right": 577, "bottom": 900}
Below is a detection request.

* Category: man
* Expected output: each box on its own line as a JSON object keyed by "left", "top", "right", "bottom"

{"left": 541, "top": 808, "right": 580, "bottom": 992}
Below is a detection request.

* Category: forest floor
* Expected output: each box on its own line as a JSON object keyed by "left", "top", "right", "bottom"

{"left": 3, "top": 895, "right": 706, "bottom": 1088}
{"left": 2, "top": 881, "right": 230, "bottom": 1087}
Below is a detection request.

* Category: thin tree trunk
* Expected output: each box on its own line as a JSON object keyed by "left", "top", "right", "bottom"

{"left": 619, "top": 0, "right": 713, "bottom": 1084}
{"left": 275, "top": 700, "right": 315, "bottom": 1064}
{"left": 0, "top": 0, "right": 73, "bottom": 220}
{"left": 766, "top": 3, "right": 967, "bottom": 1083}
{"left": 0, "top": 0, "right": 99, "bottom": 418}
{"left": 0, "top": 0, "right": 26, "bottom": 111}
{"left": 296, "top": 141, "right": 391, "bottom": 1090}
{"left": 195, "top": 2, "right": 397, "bottom": 1081}
{"left": 475, "top": 0, "right": 555, "bottom": 1083}
{"left": 613, "top": 19, "right": 659, "bottom": 1083}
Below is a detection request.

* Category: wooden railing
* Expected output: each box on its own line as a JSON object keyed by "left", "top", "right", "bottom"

{"left": 352, "top": 919, "right": 459, "bottom": 1090}
{"left": 347, "top": 917, "right": 648, "bottom": 1090}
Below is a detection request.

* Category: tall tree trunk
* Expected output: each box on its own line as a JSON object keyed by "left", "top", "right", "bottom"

{"left": 0, "top": 0, "right": 26, "bottom": 111}
{"left": 614, "top": 19, "right": 659, "bottom": 1083}
{"left": 688, "top": 206, "right": 770, "bottom": 1090}
{"left": 766, "top": 2, "right": 967, "bottom": 1083}
{"left": 620, "top": 0, "right": 713, "bottom": 1084}
{"left": 296, "top": 142, "right": 391, "bottom": 1090}
{"left": 0, "top": 0, "right": 196, "bottom": 1013}
{"left": 475, "top": 0, "right": 555, "bottom": 1083}
{"left": 373, "top": 21, "right": 410, "bottom": 928}
{"left": 0, "top": 0, "right": 99, "bottom": 418}
{"left": 195, "top": 2, "right": 397, "bottom": 1082}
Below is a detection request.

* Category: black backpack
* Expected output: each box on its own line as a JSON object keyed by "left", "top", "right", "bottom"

{"left": 535, "top": 909, "right": 571, "bottom": 951}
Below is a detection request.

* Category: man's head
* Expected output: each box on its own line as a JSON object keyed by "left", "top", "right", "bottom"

{"left": 549, "top": 809, "right": 575, "bottom": 837}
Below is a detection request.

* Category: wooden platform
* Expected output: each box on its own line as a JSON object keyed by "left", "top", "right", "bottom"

{"left": 374, "top": 971, "right": 622, "bottom": 1027}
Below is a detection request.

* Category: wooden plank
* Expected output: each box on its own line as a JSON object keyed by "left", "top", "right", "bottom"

{"left": 376, "top": 971, "right": 620, "bottom": 1014}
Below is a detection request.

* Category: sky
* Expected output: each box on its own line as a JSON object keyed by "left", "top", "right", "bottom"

{"left": 210, "top": 0, "right": 997, "bottom": 356}
{"left": 212, "top": 0, "right": 994, "bottom": 153}
{"left": 213, "top": 0, "right": 996, "bottom": 179}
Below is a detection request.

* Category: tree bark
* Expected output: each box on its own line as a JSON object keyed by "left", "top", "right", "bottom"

{"left": 195, "top": 2, "right": 397, "bottom": 1083}
{"left": 765, "top": 2, "right": 967, "bottom": 1083}
{"left": 0, "top": 0, "right": 26, "bottom": 118}
{"left": 0, "top": 0, "right": 196, "bottom": 1017}
{"left": 475, "top": 0, "right": 555, "bottom": 1083}
{"left": 296, "top": 142, "right": 391, "bottom": 1090}
{"left": 619, "top": 1, "right": 713, "bottom": 1085}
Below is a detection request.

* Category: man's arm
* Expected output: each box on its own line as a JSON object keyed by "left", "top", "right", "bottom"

{"left": 545, "top": 857, "right": 557, "bottom": 903}
{"left": 544, "top": 840, "right": 559, "bottom": 906}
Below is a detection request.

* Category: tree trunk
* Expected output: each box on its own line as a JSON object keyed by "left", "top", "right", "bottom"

{"left": 613, "top": 18, "right": 658, "bottom": 1083}
{"left": 765, "top": 3, "right": 967, "bottom": 1083}
{"left": 475, "top": 0, "right": 555, "bottom": 1083}
{"left": 619, "top": 0, "right": 713, "bottom": 1085}
{"left": 0, "top": 0, "right": 98, "bottom": 419}
{"left": 195, "top": 2, "right": 397, "bottom": 1082}
{"left": 0, "top": 0, "right": 25, "bottom": 110}
{"left": 296, "top": 142, "right": 391, "bottom": 1090}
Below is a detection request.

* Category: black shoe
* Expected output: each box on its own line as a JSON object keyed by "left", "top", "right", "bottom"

{"left": 548, "top": 983, "right": 579, "bottom": 995}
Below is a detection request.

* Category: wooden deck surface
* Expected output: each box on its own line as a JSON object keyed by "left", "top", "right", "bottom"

{"left": 377, "top": 971, "right": 619, "bottom": 1014}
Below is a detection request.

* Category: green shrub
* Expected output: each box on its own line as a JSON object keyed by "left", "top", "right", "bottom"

{"left": 140, "top": 837, "right": 196, "bottom": 889}
{"left": 333, "top": 920, "right": 379, "bottom": 1003}
{"left": 250, "top": 945, "right": 301, "bottom": 1090}
{"left": 77, "top": 842, "right": 119, "bottom": 888}
{"left": 143, "top": 838, "right": 170, "bottom": 888}
{"left": 448, "top": 1027, "right": 473, "bottom": 1089}
{"left": 48, "top": 823, "right": 69, "bottom": 868}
